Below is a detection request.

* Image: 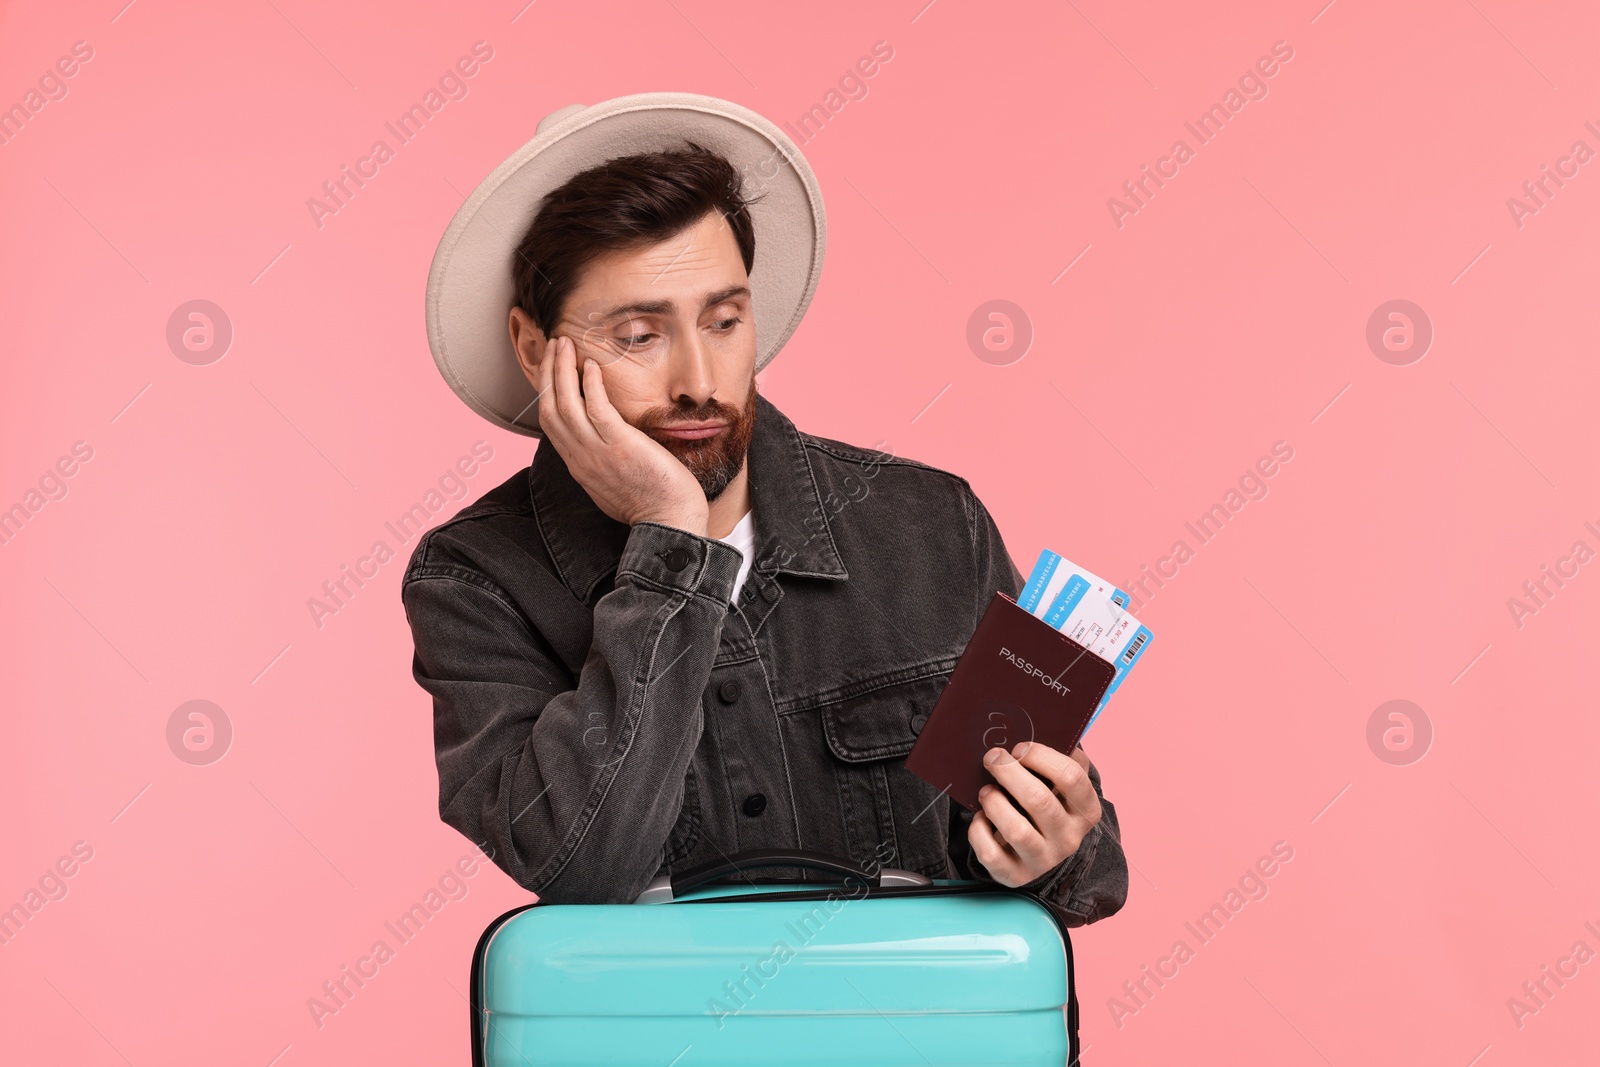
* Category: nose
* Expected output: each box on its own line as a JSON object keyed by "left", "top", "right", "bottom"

{"left": 665, "top": 325, "right": 717, "bottom": 409}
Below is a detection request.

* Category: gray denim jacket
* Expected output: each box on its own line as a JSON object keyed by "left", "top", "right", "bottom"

{"left": 400, "top": 395, "right": 1128, "bottom": 928}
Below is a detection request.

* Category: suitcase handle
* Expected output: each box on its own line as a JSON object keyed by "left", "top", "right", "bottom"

{"left": 633, "top": 848, "right": 931, "bottom": 903}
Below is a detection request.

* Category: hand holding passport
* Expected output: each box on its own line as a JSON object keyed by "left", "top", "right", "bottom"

{"left": 906, "top": 550, "right": 1153, "bottom": 811}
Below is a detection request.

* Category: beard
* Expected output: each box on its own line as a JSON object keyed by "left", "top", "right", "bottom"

{"left": 630, "top": 378, "right": 758, "bottom": 501}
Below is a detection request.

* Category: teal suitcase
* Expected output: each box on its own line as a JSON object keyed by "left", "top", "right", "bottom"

{"left": 470, "top": 850, "right": 1080, "bottom": 1066}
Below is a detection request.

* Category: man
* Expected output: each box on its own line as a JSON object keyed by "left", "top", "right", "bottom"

{"left": 403, "top": 94, "right": 1127, "bottom": 929}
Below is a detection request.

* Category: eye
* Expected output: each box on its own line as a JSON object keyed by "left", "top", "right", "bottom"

{"left": 713, "top": 316, "right": 742, "bottom": 331}
{"left": 619, "top": 332, "right": 656, "bottom": 349}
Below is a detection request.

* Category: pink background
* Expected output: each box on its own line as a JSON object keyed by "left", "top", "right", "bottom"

{"left": 3, "top": 0, "right": 1597, "bottom": 1063}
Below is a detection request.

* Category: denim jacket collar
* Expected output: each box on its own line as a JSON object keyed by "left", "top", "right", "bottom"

{"left": 529, "top": 393, "right": 849, "bottom": 603}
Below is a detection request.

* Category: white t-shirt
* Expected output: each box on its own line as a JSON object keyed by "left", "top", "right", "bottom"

{"left": 716, "top": 510, "right": 756, "bottom": 604}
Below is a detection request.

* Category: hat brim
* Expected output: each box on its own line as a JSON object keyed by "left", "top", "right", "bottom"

{"left": 425, "top": 92, "right": 827, "bottom": 438}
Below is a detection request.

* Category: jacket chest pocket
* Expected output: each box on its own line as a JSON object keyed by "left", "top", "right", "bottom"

{"left": 816, "top": 671, "right": 953, "bottom": 878}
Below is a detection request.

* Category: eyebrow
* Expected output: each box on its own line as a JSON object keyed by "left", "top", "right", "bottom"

{"left": 599, "top": 285, "right": 751, "bottom": 322}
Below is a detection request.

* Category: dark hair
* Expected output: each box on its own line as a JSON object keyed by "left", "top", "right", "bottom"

{"left": 512, "top": 141, "right": 760, "bottom": 335}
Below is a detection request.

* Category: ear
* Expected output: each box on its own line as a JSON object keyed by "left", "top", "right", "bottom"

{"left": 508, "top": 306, "right": 549, "bottom": 388}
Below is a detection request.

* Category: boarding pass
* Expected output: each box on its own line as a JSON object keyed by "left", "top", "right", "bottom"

{"left": 1020, "top": 549, "right": 1154, "bottom": 731}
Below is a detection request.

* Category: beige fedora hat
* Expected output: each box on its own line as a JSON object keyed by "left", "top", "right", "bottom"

{"left": 424, "top": 92, "right": 827, "bottom": 438}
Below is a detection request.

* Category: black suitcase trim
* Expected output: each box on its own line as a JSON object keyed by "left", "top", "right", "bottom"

{"left": 469, "top": 882, "right": 1080, "bottom": 1067}
{"left": 469, "top": 902, "right": 536, "bottom": 1067}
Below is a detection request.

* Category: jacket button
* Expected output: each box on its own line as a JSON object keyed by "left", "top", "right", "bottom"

{"left": 742, "top": 792, "right": 767, "bottom": 817}
{"left": 663, "top": 547, "right": 691, "bottom": 572}
{"left": 910, "top": 713, "right": 928, "bottom": 735}
{"left": 718, "top": 680, "right": 742, "bottom": 704}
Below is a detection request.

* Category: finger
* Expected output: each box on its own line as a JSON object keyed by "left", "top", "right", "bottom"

{"left": 581, "top": 358, "right": 626, "bottom": 443}
{"left": 553, "top": 337, "right": 599, "bottom": 445}
{"left": 984, "top": 747, "right": 1069, "bottom": 845}
{"left": 977, "top": 770, "right": 1049, "bottom": 865}
{"left": 1070, "top": 747, "right": 1091, "bottom": 774}
{"left": 1013, "top": 741, "right": 1101, "bottom": 827}
{"left": 968, "top": 810, "right": 1025, "bottom": 886}
{"left": 535, "top": 335, "right": 567, "bottom": 444}
{"left": 550, "top": 306, "right": 607, "bottom": 367}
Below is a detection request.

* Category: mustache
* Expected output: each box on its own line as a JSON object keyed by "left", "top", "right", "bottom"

{"left": 634, "top": 397, "right": 743, "bottom": 433}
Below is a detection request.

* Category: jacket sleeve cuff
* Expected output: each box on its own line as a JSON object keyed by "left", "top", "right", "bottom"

{"left": 1022, "top": 822, "right": 1101, "bottom": 899}
{"left": 616, "top": 521, "right": 744, "bottom": 603}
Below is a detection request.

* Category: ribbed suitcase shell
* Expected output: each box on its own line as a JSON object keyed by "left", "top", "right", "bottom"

{"left": 472, "top": 880, "right": 1077, "bottom": 1066}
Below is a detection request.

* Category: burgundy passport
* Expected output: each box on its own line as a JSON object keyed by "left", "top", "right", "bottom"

{"left": 906, "top": 592, "right": 1116, "bottom": 811}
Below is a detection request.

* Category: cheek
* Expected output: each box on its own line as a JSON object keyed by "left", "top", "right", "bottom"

{"left": 728, "top": 322, "right": 759, "bottom": 361}
{"left": 597, "top": 366, "right": 659, "bottom": 419}
{"left": 715, "top": 329, "right": 758, "bottom": 394}
{"left": 732, "top": 372, "right": 757, "bottom": 408}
